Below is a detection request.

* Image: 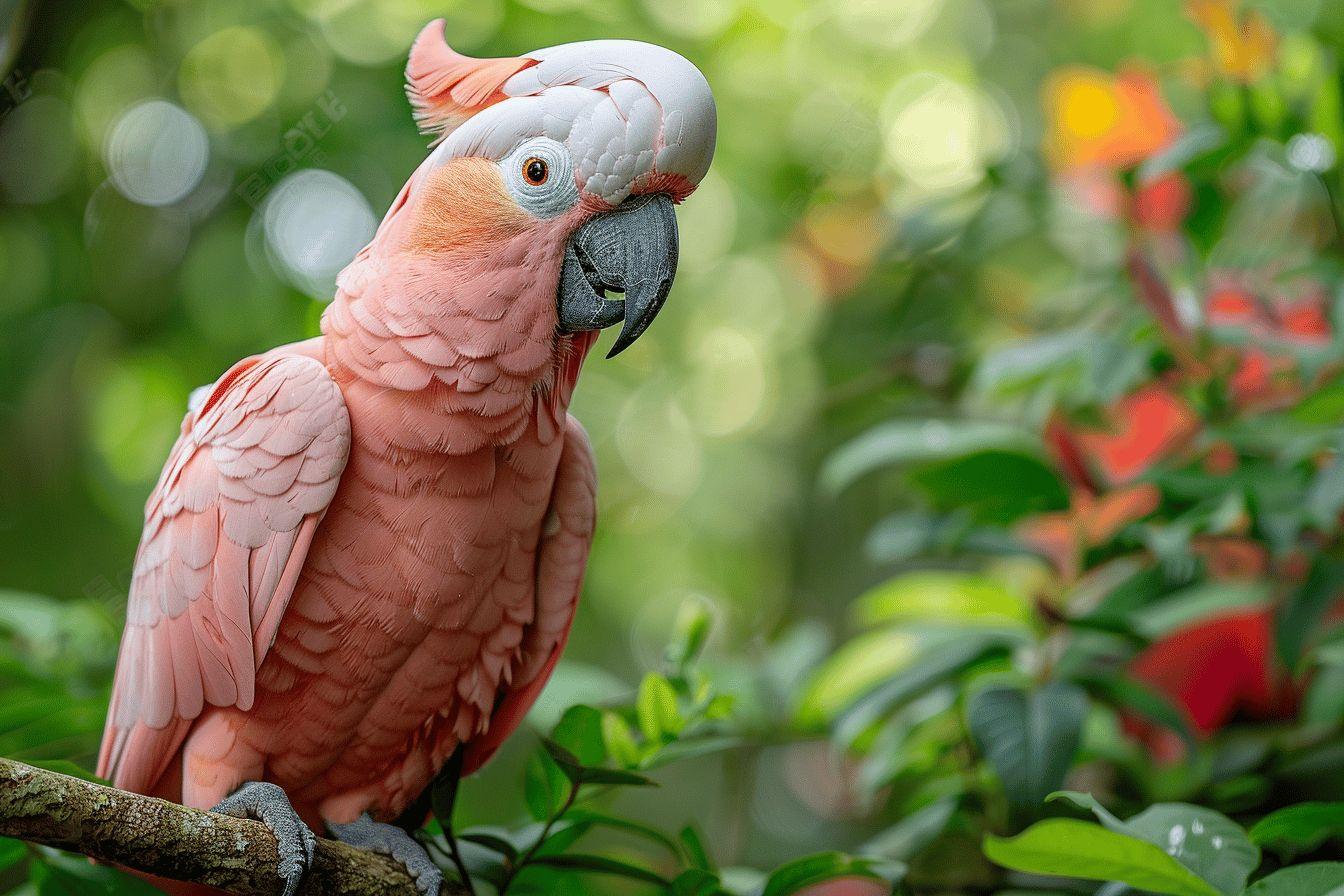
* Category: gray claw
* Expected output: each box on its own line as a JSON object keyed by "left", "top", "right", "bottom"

{"left": 328, "top": 813, "right": 443, "bottom": 896}
{"left": 212, "top": 782, "right": 317, "bottom": 896}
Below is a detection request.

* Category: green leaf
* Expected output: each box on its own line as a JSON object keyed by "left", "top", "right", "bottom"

{"left": 1078, "top": 563, "right": 1178, "bottom": 631}
{"left": 526, "top": 853, "right": 671, "bottom": 886}
{"left": 1304, "top": 664, "right": 1344, "bottom": 726}
{"left": 1242, "top": 863, "right": 1344, "bottom": 895}
{"left": 859, "top": 797, "right": 959, "bottom": 862}
{"left": 524, "top": 747, "right": 571, "bottom": 822}
{"left": 32, "top": 849, "right": 162, "bottom": 896}
{"left": 533, "top": 817, "right": 594, "bottom": 857}
{"left": 551, "top": 705, "right": 607, "bottom": 767}
{"left": 820, "top": 628, "right": 1021, "bottom": 743}
{"left": 1122, "top": 804, "right": 1259, "bottom": 896}
{"left": 541, "top": 738, "right": 586, "bottom": 785}
{"left": 0, "top": 837, "right": 26, "bottom": 871}
{"left": 983, "top": 820, "right": 1221, "bottom": 896}
{"left": 1277, "top": 558, "right": 1344, "bottom": 669}
{"left": 967, "top": 682, "right": 1088, "bottom": 817}
{"left": 670, "top": 868, "right": 722, "bottom": 896}
{"left": 1129, "top": 581, "right": 1271, "bottom": 639}
{"left": 563, "top": 809, "right": 679, "bottom": 858}
{"left": 1250, "top": 803, "right": 1344, "bottom": 858}
{"left": 821, "top": 420, "right": 1039, "bottom": 493}
{"left": 668, "top": 597, "right": 713, "bottom": 668}
{"left": 601, "top": 711, "right": 642, "bottom": 767}
{"left": 1048, "top": 794, "right": 1257, "bottom": 895}
{"left": 457, "top": 830, "right": 519, "bottom": 861}
{"left": 576, "top": 766, "right": 656, "bottom": 787}
{"left": 1308, "top": 456, "right": 1344, "bottom": 530}
{"left": 1047, "top": 791, "right": 1128, "bottom": 830}
{"left": 680, "top": 826, "right": 715, "bottom": 871}
{"left": 636, "top": 673, "right": 683, "bottom": 742}
{"left": 761, "top": 852, "right": 896, "bottom": 896}
{"left": 703, "top": 694, "right": 734, "bottom": 720}
{"left": 795, "top": 629, "right": 923, "bottom": 726}
{"left": 909, "top": 450, "right": 1069, "bottom": 525}
{"left": 853, "top": 572, "right": 1031, "bottom": 629}
{"left": 1075, "top": 674, "right": 1198, "bottom": 752}
{"left": 1294, "top": 380, "right": 1344, "bottom": 424}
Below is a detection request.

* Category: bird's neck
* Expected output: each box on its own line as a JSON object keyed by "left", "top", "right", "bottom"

{"left": 320, "top": 240, "right": 595, "bottom": 455}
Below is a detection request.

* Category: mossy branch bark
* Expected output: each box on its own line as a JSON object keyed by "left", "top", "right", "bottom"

{"left": 0, "top": 758, "right": 464, "bottom": 896}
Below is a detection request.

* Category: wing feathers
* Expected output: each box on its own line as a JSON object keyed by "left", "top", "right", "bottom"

{"left": 98, "top": 354, "right": 351, "bottom": 794}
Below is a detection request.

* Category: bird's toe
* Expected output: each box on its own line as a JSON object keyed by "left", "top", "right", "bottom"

{"left": 212, "top": 782, "right": 315, "bottom": 896}
{"left": 327, "top": 813, "right": 443, "bottom": 896}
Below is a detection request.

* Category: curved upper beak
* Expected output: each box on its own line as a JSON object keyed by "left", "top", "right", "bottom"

{"left": 556, "top": 194, "right": 679, "bottom": 358}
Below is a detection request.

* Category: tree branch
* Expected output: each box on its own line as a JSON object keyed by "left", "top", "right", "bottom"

{"left": 0, "top": 758, "right": 465, "bottom": 896}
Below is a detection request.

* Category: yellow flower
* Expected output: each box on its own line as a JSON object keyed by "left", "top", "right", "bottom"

{"left": 1044, "top": 65, "right": 1181, "bottom": 170}
{"left": 1187, "top": 0, "right": 1277, "bottom": 82}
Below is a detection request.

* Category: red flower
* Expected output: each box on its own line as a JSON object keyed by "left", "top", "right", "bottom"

{"left": 1280, "top": 301, "right": 1331, "bottom": 344}
{"left": 1133, "top": 172, "right": 1193, "bottom": 233}
{"left": 1203, "top": 277, "right": 1334, "bottom": 410}
{"left": 1126, "top": 608, "right": 1298, "bottom": 762}
{"left": 1055, "top": 385, "right": 1200, "bottom": 487}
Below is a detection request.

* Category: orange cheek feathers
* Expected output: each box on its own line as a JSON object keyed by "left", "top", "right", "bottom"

{"left": 407, "top": 157, "right": 533, "bottom": 252}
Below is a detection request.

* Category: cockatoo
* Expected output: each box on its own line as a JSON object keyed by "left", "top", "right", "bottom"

{"left": 96, "top": 20, "right": 716, "bottom": 895}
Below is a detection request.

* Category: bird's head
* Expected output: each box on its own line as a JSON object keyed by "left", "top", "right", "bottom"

{"left": 375, "top": 20, "right": 716, "bottom": 359}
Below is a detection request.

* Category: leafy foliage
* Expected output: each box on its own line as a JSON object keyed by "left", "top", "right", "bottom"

{"left": 421, "top": 607, "right": 905, "bottom": 895}
{"left": 12, "top": 0, "right": 1344, "bottom": 895}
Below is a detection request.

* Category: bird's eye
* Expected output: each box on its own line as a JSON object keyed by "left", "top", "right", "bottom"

{"left": 523, "top": 157, "right": 549, "bottom": 186}
{"left": 500, "top": 139, "right": 576, "bottom": 217}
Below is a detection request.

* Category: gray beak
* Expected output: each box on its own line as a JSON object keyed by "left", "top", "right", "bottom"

{"left": 557, "top": 193, "right": 679, "bottom": 358}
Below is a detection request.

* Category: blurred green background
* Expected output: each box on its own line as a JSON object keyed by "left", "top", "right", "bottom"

{"left": 13, "top": 0, "right": 1344, "bottom": 894}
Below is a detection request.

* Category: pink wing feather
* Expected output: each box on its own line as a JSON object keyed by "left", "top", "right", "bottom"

{"left": 97, "top": 354, "right": 351, "bottom": 794}
{"left": 463, "top": 416, "right": 597, "bottom": 774}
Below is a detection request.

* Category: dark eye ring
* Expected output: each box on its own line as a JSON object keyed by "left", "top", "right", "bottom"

{"left": 523, "top": 157, "right": 549, "bottom": 186}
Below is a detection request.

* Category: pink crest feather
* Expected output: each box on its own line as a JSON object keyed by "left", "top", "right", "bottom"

{"left": 405, "top": 19, "right": 537, "bottom": 142}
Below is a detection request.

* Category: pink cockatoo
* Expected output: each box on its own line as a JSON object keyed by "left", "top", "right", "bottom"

{"left": 96, "top": 20, "right": 716, "bottom": 895}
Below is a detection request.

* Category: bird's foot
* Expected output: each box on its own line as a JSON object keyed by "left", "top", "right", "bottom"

{"left": 212, "top": 782, "right": 317, "bottom": 896}
{"left": 327, "top": 814, "right": 443, "bottom": 896}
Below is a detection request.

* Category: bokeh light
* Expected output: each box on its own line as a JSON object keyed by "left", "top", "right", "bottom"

{"left": 261, "top": 168, "right": 375, "bottom": 300}
{"left": 179, "top": 27, "right": 285, "bottom": 128}
{"left": 105, "top": 100, "right": 210, "bottom": 206}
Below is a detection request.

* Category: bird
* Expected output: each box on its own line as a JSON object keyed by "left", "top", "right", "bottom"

{"left": 95, "top": 19, "right": 716, "bottom": 895}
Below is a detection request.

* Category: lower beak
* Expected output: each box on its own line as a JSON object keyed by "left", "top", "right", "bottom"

{"left": 556, "top": 193, "right": 679, "bottom": 358}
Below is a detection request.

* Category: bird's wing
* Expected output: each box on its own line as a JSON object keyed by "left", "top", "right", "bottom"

{"left": 97, "top": 354, "right": 351, "bottom": 793}
{"left": 463, "top": 416, "right": 597, "bottom": 774}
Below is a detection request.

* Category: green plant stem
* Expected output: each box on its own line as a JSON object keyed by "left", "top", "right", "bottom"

{"left": 499, "top": 781, "right": 581, "bottom": 893}
{"left": 1319, "top": 172, "right": 1344, "bottom": 256}
{"left": 441, "top": 830, "right": 477, "bottom": 896}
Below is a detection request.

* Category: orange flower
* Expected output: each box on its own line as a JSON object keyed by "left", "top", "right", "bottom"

{"left": 1018, "top": 484, "right": 1161, "bottom": 580}
{"left": 1044, "top": 65, "right": 1181, "bottom": 171}
{"left": 1187, "top": 0, "right": 1277, "bottom": 83}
